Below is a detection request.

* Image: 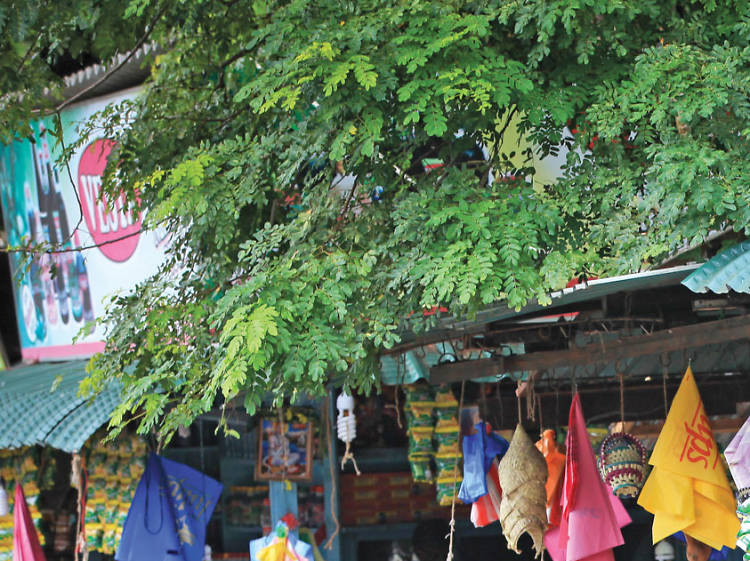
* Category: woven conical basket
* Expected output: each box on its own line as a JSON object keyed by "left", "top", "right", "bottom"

{"left": 497, "top": 424, "right": 548, "bottom": 558}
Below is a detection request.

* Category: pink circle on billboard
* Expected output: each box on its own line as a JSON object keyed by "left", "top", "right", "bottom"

{"left": 77, "top": 139, "right": 142, "bottom": 262}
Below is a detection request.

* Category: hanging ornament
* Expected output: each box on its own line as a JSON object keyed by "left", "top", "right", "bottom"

{"left": 497, "top": 424, "right": 548, "bottom": 558}
{"left": 535, "top": 429, "right": 565, "bottom": 527}
{"left": 598, "top": 432, "right": 647, "bottom": 498}
{"left": 599, "top": 373, "right": 647, "bottom": 499}
{"left": 336, "top": 392, "right": 360, "bottom": 475}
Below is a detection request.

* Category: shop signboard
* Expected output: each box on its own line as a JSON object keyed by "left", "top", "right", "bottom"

{"left": 0, "top": 87, "right": 166, "bottom": 361}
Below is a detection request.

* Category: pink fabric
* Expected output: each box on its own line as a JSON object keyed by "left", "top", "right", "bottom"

{"left": 13, "top": 485, "right": 46, "bottom": 561}
{"left": 546, "top": 394, "right": 631, "bottom": 561}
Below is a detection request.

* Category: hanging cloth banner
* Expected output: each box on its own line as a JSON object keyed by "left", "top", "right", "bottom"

{"left": 13, "top": 484, "right": 46, "bottom": 561}
{"left": 545, "top": 393, "right": 631, "bottom": 561}
{"left": 116, "top": 454, "right": 223, "bottom": 561}
{"left": 725, "top": 415, "right": 750, "bottom": 491}
{"left": 724, "top": 415, "right": 750, "bottom": 557}
{"left": 638, "top": 366, "right": 739, "bottom": 551}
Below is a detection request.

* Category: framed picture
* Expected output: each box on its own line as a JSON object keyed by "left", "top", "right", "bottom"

{"left": 256, "top": 417, "right": 313, "bottom": 481}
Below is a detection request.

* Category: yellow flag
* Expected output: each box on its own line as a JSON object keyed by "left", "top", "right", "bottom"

{"left": 638, "top": 367, "right": 739, "bottom": 550}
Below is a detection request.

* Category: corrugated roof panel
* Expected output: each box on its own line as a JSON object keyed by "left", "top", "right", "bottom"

{"left": 393, "top": 264, "right": 701, "bottom": 346}
{"left": 683, "top": 241, "right": 750, "bottom": 294}
{"left": 44, "top": 387, "right": 122, "bottom": 452}
{"left": 0, "top": 361, "right": 119, "bottom": 452}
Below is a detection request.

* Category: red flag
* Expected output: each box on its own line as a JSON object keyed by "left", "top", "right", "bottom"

{"left": 13, "top": 484, "right": 46, "bottom": 561}
{"left": 546, "top": 394, "right": 630, "bottom": 561}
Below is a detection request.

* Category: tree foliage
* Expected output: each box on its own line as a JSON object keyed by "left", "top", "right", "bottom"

{"left": 3, "top": 0, "right": 750, "bottom": 442}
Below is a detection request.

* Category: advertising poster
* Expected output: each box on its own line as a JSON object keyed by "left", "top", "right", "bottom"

{"left": 0, "top": 87, "right": 166, "bottom": 361}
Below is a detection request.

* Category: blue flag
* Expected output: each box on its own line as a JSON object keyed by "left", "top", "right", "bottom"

{"left": 116, "top": 454, "right": 223, "bottom": 561}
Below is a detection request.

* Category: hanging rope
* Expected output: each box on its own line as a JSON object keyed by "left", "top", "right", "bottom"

{"left": 661, "top": 353, "right": 670, "bottom": 416}
{"left": 618, "top": 373, "right": 626, "bottom": 429}
{"left": 340, "top": 440, "right": 361, "bottom": 475}
{"left": 278, "top": 408, "right": 289, "bottom": 482}
{"left": 496, "top": 381, "right": 504, "bottom": 428}
{"left": 516, "top": 379, "right": 523, "bottom": 424}
{"left": 395, "top": 354, "right": 405, "bottom": 430}
{"left": 537, "top": 394, "right": 544, "bottom": 435}
{"left": 479, "top": 382, "right": 488, "bottom": 422}
{"left": 526, "top": 374, "right": 536, "bottom": 422}
{"left": 72, "top": 452, "right": 89, "bottom": 561}
{"left": 394, "top": 384, "right": 403, "bottom": 430}
{"left": 323, "top": 395, "right": 341, "bottom": 551}
{"left": 446, "top": 380, "right": 466, "bottom": 561}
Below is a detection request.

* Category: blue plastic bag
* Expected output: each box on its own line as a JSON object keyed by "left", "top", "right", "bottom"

{"left": 458, "top": 422, "right": 509, "bottom": 504}
{"left": 116, "top": 454, "right": 223, "bottom": 561}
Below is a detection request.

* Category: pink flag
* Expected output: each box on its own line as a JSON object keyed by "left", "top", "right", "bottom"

{"left": 13, "top": 484, "right": 46, "bottom": 561}
{"left": 545, "top": 394, "right": 630, "bottom": 561}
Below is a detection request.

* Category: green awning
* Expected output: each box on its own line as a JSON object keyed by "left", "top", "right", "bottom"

{"left": 682, "top": 241, "right": 750, "bottom": 294}
{"left": 0, "top": 361, "right": 120, "bottom": 452}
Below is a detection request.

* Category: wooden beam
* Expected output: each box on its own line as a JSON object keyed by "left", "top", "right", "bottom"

{"left": 430, "top": 314, "right": 750, "bottom": 384}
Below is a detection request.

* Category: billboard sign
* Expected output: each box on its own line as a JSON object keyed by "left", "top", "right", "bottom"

{"left": 0, "top": 87, "right": 166, "bottom": 361}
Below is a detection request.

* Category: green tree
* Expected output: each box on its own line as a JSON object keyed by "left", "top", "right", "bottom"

{"left": 2, "top": 0, "right": 750, "bottom": 442}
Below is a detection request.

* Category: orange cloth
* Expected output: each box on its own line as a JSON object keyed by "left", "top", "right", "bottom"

{"left": 637, "top": 367, "right": 739, "bottom": 550}
{"left": 537, "top": 429, "right": 565, "bottom": 527}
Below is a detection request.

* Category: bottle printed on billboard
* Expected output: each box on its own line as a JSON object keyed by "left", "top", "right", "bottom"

{"left": 0, "top": 87, "right": 165, "bottom": 361}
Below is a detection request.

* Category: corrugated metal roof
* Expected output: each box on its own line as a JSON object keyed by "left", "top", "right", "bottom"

{"left": 393, "top": 263, "right": 701, "bottom": 350}
{"left": 384, "top": 265, "right": 703, "bottom": 384}
{"left": 43, "top": 42, "right": 156, "bottom": 106}
{"left": 0, "top": 361, "right": 119, "bottom": 452}
{"left": 682, "top": 241, "right": 750, "bottom": 294}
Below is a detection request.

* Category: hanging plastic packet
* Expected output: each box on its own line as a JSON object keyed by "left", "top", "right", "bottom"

{"left": 436, "top": 476, "right": 463, "bottom": 506}
{"left": 434, "top": 385, "right": 457, "bottom": 403}
{"left": 434, "top": 426, "right": 460, "bottom": 454}
{"left": 408, "top": 402, "right": 436, "bottom": 428}
{"left": 86, "top": 523, "right": 104, "bottom": 551}
{"left": 403, "top": 383, "right": 435, "bottom": 403}
{"left": 434, "top": 403, "right": 459, "bottom": 428}
{"left": 434, "top": 452, "right": 462, "bottom": 480}
{"left": 408, "top": 427, "right": 434, "bottom": 454}
{"left": 409, "top": 453, "right": 434, "bottom": 483}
